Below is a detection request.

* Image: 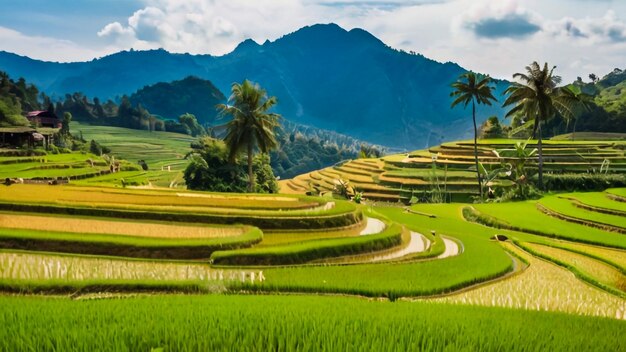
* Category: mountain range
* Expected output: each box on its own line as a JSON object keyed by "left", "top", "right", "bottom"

{"left": 0, "top": 23, "right": 509, "bottom": 149}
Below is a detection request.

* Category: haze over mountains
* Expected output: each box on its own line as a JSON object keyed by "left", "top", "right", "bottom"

{"left": 0, "top": 23, "right": 509, "bottom": 149}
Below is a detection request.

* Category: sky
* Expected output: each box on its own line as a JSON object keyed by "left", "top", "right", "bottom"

{"left": 0, "top": 0, "right": 625, "bottom": 82}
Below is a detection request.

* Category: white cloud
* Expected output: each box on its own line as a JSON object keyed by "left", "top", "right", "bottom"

{"left": 547, "top": 10, "right": 626, "bottom": 43}
{"left": 0, "top": 26, "right": 105, "bottom": 62}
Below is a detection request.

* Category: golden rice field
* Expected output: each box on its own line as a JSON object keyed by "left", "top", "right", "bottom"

{"left": 525, "top": 242, "right": 626, "bottom": 292}
{"left": 550, "top": 241, "right": 626, "bottom": 269}
{"left": 432, "top": 243, "right": 626, "bottom": 320}
{"left": 0, "top": 185, "right": 321, "bottom": 211}
{"left": 0, "top": 213, "right": 244, "bottom": 239}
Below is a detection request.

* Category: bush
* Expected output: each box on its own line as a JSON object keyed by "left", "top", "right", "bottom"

{"left": 541, "top": 173, "right": 626, "bottom": 192}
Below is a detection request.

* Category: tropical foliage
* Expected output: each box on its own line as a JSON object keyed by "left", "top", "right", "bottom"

{"left": 219, "top": 80, "right": 281, "bottom": 192}
{"left": 503, "top": 62, "right": 584, "bottom": 189}
{"left": 184, "top": 137, "right": 279, "bottom": 193}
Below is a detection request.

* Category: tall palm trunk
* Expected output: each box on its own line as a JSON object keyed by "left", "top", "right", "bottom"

{"left": 472, "top": 100, "right": 483, "bottom": 201}
{"left": 537, "top": 120, "right": 544, "bottom": 190}
{"left": 247, "top": 143, "right": 254, "bottom": 193}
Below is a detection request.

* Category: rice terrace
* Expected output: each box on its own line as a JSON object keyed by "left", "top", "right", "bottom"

{"left": 1, "top": 1, "right": 626, "bottom": 351}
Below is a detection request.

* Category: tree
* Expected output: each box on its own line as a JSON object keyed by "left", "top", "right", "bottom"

{"left": 450, "top": 72, "right": 497, "bottom": 201}
{"left": 183, "top": 137, "right": 278, "bottom": 193}
{"left": 61, "top": 112, "right": 72, "bottom": 136}
{"left": 218, "top": 80, "right": 281, "bottom": 193}
{"left": 178, "top": 113, "right": 205, "bottom": 137}
{"left": 479, "top": 116, "right": 505, "bottom": 139}
{"left": 503, "top": 62, "right": 582, "bottom": 190}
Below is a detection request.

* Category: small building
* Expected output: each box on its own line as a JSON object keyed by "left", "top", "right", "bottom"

{"left": 0, "top": 126, "right": 37, "bottom": 148}
{"left": 27, "top": 110, "right": 62, "bottom": 129}
{"left": 0, "top": 127, "right": 58, "bottom": 149}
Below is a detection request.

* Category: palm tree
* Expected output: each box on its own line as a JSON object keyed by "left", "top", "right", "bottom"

{"left": 218, "top": 80, "right": 281, "bottom": 193}
{"left": 450, "top": 72, "right": 497, "bottom": 201}
{"left": 503, "top": 62, "right": 581, "bottom": 190}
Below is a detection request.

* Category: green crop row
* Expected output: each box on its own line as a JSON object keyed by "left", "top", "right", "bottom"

{"left": 0, "top": 226, "right": 263, "bottom": 260}
{"left": 1, "top": 295, "right": 624, "bottom": 352}
{"left": 211, "top": 223, "right": 403, "bottom": 265}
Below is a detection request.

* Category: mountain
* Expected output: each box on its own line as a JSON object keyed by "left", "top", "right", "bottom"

{"left": 129, "top": 76, "right": 226, "bottom": 123}
{"left": 0, "top": 23, "right": 509, "bottom": 149}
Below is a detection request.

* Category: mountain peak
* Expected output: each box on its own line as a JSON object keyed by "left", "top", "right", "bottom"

{"left": 234, "top": 38, "right": 261, "bottom": 52}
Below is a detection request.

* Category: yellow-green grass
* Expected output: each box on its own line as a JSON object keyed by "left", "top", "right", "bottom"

{"left": 72, "top": 122, "right": 194, "bottom": 171}
{"left": 433, "top": 242, "right": 626, "bottom": 319}
{"left": 0, "top": 153, "right": 111, "bottom": 179}
{"left": 0, "top": 212, "right": 244, "bottom": 239}
{"left": 0, "top": 184, "right": 344, "bottom": 214}
{"left": 259, "top": 221, "right": 367, "bottom": 247}
{"left": 523, "top": 242, "right": 626, "bottom": 294}
{"left": 0, "top": 225, "right": 262, "bottom": 259}
{"left": 542, "top": 240, "right": 626, "bottom": 271}
{"left": 71, "top": 122, "right": 195, "bottom": 187}
{"left": 562, "top": 191, "right": 626, "bottom": 214}
{"left": 471, "top": 201, "right": 626, "bottom": 249}
{"left": 538, "top": 195, "right": 626, "bottom": 231}
{"left": 607, "top": 188, "right": 626, "bottom": 199}
{"left": 0, "top": 185, "right": 362, "bottom": 231}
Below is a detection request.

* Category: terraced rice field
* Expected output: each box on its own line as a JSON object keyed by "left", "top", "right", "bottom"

{"left": 0, "top": 213, "right": 244, "bottom": 239}
{"left": 434, "top": 242, "right": 626, "bottom": 319}
{"left": 524, "top": 242, "right": 626, "bottom": 293}
{"left": 1, "top": 182, "right": 626, "bottom": 350}
{"left": 281, "top": 138, "right": 626, "bottom": 202}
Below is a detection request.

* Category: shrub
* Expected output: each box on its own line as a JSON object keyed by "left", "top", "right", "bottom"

{"left": 541, "top": 173, "right": 626, "bottom": 192}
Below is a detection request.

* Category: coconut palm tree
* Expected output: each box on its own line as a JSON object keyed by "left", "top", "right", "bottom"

{"left": 218, "top": 80, "right": 281, "bottom": 193}
{"left": 450, "top": 72, "right": 497, "bottom": 201}
{"left": 503, "top": 62, "right": 581, "bottom": 190}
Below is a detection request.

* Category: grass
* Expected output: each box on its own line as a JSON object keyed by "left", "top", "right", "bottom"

{"left": 563, "top": 191, "right": 626, "bottom": 213}
{"left": 71, "top": 122, "right": 194, "bottom": 171}
{"left": 472, "top": 201, "right": 626, "bottom": 249}
{"left": 538, "top": 195, "right": 626, "bottom": 230}
{"left": 0, "top": 295, "right": 624, "bottom": 352}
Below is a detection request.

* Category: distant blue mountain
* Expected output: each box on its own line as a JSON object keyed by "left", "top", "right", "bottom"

{"left": 0, "top": 23, "right": 509, "bottom": 149}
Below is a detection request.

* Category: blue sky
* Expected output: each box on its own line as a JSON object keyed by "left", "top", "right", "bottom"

{"left": 0, "top": 0, "right": 625, "bottom": 82}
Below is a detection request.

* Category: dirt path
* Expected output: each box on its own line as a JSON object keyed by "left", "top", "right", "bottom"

{"left": 437, "top": 236, "right": 461, "bottom": 259}
{"left": 359, "top": 217, "right": 386, "bottom": 236}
